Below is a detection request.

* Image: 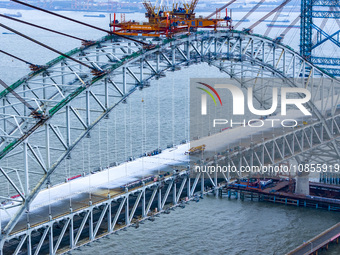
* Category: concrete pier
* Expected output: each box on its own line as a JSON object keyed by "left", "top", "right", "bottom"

{"left": 295, "top": 171, "right": 310, "bottom": 195}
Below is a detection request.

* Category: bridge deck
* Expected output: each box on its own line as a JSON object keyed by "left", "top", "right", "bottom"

{"left": 0, "top": 114, "right": 328, "bottom": 236}
{"left": 287, "top": 222, "right": 340, "bottom": 255}
{"left": 1, "top": 107, "right": 314, "bottom": 236}
{"left": 1, "top": 144, "right": 190, "bottom": 235}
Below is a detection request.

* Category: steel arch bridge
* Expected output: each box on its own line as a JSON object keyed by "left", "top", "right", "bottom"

{"left": 1, "top": 30, "right": 340, "bottom": 251}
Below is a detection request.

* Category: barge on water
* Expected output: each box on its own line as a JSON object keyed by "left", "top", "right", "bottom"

{"left": 3, "top": 12, "right": 22, "bottom": 18}
{"left": 83, "top": 14, "right": 105, "bottom": 18}
{"left": 266, "top": 24, "right": 299, "bottom": 28}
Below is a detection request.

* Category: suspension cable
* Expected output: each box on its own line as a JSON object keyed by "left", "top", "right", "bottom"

{"left": 248, "top": 0, "right": 292, "bottom": 31}
{"left": 264, "top": 4, "right": 284, "bottom": 37}
{"left": 280, "top": 15, "right": 300, "bottom": 37}
{"left": 0, "top": 23, "right": 95, "bottom": 70}
{"left": 11, "top": 0, "right": 149, "bottom": 46}
{"left": 0, "top": 14, "right": 88, "bottom": 43}
{"left": 205, "top": 0, "right": 237, "bottom": 19}
{"left": 234, "top": 0, "right": 265, "bottom": 29}
{"left": 0, "top": 50, "right": 34, "bottom": 65}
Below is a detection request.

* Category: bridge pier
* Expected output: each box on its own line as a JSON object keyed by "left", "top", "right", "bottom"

{"left": 295, "top": 171, "right": 310, "bottom": 195}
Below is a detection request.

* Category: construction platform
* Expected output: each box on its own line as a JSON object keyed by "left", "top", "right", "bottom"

{"left": 221, "top": 178, "right": 340, "bottom": 212}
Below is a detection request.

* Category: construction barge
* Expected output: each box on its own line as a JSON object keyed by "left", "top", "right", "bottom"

{"left": 109, "top": 0, "right": 232, "bottom": 37}
{"left": 221, "top": 177, "right": 340, "bottom": 212}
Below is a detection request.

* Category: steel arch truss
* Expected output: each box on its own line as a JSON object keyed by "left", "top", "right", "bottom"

{"left": 1, "top": 170, "right": 212, "bottom": 255}
{"left": 201, "top": 112, "right": 340, "bottom": 178}
{"left": 1, "top": 30, "right": 340, "bottom": 240}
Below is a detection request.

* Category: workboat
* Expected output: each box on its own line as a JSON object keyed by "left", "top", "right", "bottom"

{"left": 266, "top": 24, "right": 299, "bottom": 28}
{"left": 263, "top": 19, "right": 290, "bottom": 23}
{"left": 83, "top": 14, "right": 105, "bottom": 18}
{"left": 3, "top": 12, "right": 22, "bottom": 18}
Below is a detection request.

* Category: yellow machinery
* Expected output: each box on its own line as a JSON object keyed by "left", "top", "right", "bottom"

{"left": 186, "top": 144, "right": 206, "bottom": 155}
{"left": 110, "top": 0, "right": 232, "bottom": 37}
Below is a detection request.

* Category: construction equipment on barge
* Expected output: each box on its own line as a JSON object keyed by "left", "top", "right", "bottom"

{"left": 110, "top": 0, "right": 232, "bottom": 37}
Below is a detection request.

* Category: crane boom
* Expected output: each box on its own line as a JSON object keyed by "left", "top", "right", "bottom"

{"left": 188, "top": 0, "right": 199, "bottom": 13}
{"left": 143, "top": 0, "right": 156, "bottom": 16}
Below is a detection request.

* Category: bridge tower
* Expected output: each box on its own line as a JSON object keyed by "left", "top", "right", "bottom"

{"left": 300, "top": 0, "right": 340, "bottom": 75}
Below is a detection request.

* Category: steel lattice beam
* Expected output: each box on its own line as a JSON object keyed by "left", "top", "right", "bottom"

{"left": 1, "top": 31, "right": 340, "bottom": 243}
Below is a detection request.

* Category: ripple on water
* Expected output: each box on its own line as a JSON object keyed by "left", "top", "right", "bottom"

{"left": 70, "top": 197, "right": 340, "bottom": 255}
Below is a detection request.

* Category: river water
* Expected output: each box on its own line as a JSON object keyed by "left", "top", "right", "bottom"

{"left": 71, "top": 196, "right": 340, "bottom": 255}
{"left": 1, "top": 7, "right": 340, "bottom": 255}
